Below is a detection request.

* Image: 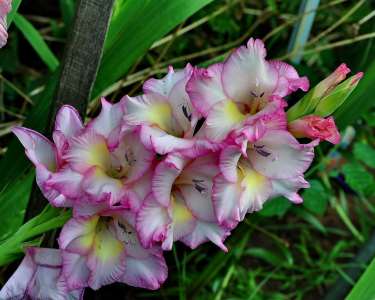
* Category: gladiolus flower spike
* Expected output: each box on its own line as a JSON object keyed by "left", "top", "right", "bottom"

{"left": 2, "top": 38, "right": 361, "bottom": 298}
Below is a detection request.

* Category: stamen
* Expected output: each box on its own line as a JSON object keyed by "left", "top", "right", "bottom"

{"left": 182, "top": 105, "right": 192, "bottom": 121}
{"left": 192, "top": 179, "right": 206, "bottom": 194}
{"left": 125, "top": 151, "right": 136, "bottom": 166}
{"left": 254, "top": 144, "right": 271, "bottom": 157}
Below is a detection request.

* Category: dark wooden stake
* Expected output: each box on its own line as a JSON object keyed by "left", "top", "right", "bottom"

{"left": 25, "top": 0, "right": 115, "bottom": 221}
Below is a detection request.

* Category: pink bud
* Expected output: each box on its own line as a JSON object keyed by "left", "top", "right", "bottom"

{"left": 288, "top": 115, "right": 340, "bottom": 144}
{"left": 317, "top": 63, "right": 351, "bottom": 97}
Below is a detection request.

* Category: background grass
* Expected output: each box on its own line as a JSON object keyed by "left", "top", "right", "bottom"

{"left": 0, "top": 0, "right": 374, "bottom": 299}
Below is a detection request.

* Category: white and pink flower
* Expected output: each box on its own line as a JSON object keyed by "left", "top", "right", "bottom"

{"left": 7, "top": 35, "right": 355, "bottom": 297}
{"left": 123, "top": 65, "right": 200, "bottom": 155}
{"left": 136, "top": 153, "right": 230, "bottom": 251}
{"left": 186, "top": 38, "right": 309, "bottom": 142}
{"left": 59, "top": 208, "right": 167, "bottom": 291}
{"left": 213, "top": 128, "right": 317, "bottom": 228}
{"left": 0, "top": 247, "right": 84, "bottom": 299}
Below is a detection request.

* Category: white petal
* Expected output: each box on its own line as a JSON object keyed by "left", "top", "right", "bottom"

{"left": 249, "top": 130, "right": 315, "bottom": 179}
{"left": 212, "top": 174, "right": 242, "bottom": 229}
{"left": 222, "top": 38, "right": 278, "bottom": 102}
{"left": 181, "top": 221, "right": 229, "bottom": 251}
{"left": 54, "top": 105, "right": 83, "bottom": 139}
{"left": 12, "top": 127, "right": 57, "bottom": 171}
{"left": 152, "top": 153, "right": 186, "bottom": 206}
{"left": 140, "top": 125, "right": 194, "bottom": 155}
{"left": 87, "top": 98, "right": 125, "bottom": 137}
{"left": 136, "top": 194, "right": 171, "bottom": 248}
{"left": 187, "top": 63, "right": 227, "bottom": 117}
{"left": 219, "top": 145, "right": 242, "bottom": 182}
{"left": 205, "top": 100, "right": 245, "bottom": 142}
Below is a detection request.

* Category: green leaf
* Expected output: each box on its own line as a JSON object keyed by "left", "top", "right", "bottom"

{"left": 353, "top": 142, "right": 375, "bottom": 169}
{"left": 293, "top": 207, "right": 327, "bottom": 233}
{"left": 257, "top": 196, "right": 292, "bottom": 217}
{"left": 302, "top": 180, "right": 329, "bottom": 215}
{"left": 7, "top": 0, "right": 22, "bottom": 26}
{"left": 0, "top": 205, "right": 71, "bottom": 266}
{"left": 347, "top": 256, "right": 375, "bottom": 300}
{"left": 59, "top": 0, "right": 75, "bottom": 28}
{"left": 92, "top": 0, "right": 214, "bottom": 98}
{"left": 13, "top": 13, "right": 59, "bottom": 71}
{"left": 335, "top": 60, "right": 375, "bottom": 128}
{"left": 245, "top": 247, "right": 285, "bottom": 267}
{"left": 314, "top": 74, "right": 361, "bottom": 117}
{"left": 0, "top": 172, "right": 34, "bottom": 242}
{"left": 342, "top": 162, "right": 374, "bottom": 194}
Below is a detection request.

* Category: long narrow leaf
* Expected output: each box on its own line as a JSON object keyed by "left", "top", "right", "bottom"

{"left": 7, "top": 0, "right": 22, "bottom": 26}
{"left": 13, "top": 13, "right": 59, "bottom": 71}
{"left": 334, "top": 59, "right": 375, "bottom": 128}
{"left": 92, "top": 0, "right": 214, "bottom": 98}
{"left": 347, "top": 256, "right": 375, "bottom": 300}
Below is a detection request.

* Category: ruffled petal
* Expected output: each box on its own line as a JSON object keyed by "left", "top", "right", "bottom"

{"left": 45, "top": 168, "right": 84, "bottom": 199}
{"left": 170, "top": 191, "right": 196, "bottom": 245}
{"left": 64, "top": 130, "right": 111, "bottom": 173}
{"left": 59, "top": 216, "right": 99, "bottom": 255}
{"left": 121, "top": 254, "right": 168, "bottom": 290}
{"left": 152, "top": 153, "right": 186, "bottom": 206}
{"left": 123, "top": 93, "right": 174, "bottom": 133}
{"left": 86, "top": 98, "right": 125, "bottom": 137}
{"left": 249, "top": 130, "right": 316, "bottom": 179}
{"left": 12, "top": 126, "right": 57, "bottom": 171}
{"left": 61, "top": 252, "right": 90, "bottom": 290}
{"left": 136, "top": 194, "right": 171, "bottom": 248}
{"left": 270, "top": 60, "right": 309, "bottom": 97}
{"left": 0, "top": 248, "right": 35, "bottom": 299}
{"left": 0, "top": 248, "right": 82, "bottom": 300}
{"left": 144, "top": 65, "right": 195, "bottom": 134}
{"left": 271, "top": 175, "right": 310, "bottom": 204}
{"left": 125, "top": 170, "right": 153, "bottom": 212}
{"left": 219, "top": 145, "right": 242, "bottom": 182}
{"left": 143, "top": 65, "right": 187, "bottom": 96}
{"left": 87, "top": 221, "right": 126, "bottom": 290}
{"left": 238, "top": 159, "right": 272, "bottom": 213}
{"left": 181, "top": 221, "right": 229, "bottom": 251}
{"left": 176, "top": 154, "right": 219, "bottom": 222}
{"left": 81, "top": 166, "right": 126, "bottom": 205}
{"left": 54, "top": 105, "right": 83, "bottom": 139}
{"left": 222, "top": 38, "right": 277, "bottom": 103}
{"left": 205, "top": 100, "right": 245, "bottom": 142}
{"left": 212, "top": 174, "right": 242, "bottom": 229}
{"left": 111, "top": 130, "right": 155, "bottom": 184}
{"left": 140, "top": 125, "right": 194, "bottom": 155}
{"left": 187, "top": 63, "right": 227, "bottom": 117}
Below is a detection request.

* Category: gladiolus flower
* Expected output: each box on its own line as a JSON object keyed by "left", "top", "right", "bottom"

{"left": 213, "top": 129, "right": 317, "bottom": 228}
{"left": 59, "top": 208, "right": 167, "bottom": 290}
{"left": 13, "top": 99, "right": 155, "bottom": 207}
{"left": 187, "top": 38, "right": 308, "bottom": 142}
{"left": 136, "top": 153, "right": 230, "bottom": 251}
{"left": 123, "top": 64, "right": 200, "bottom": 155}
{"left": 0, "top": 247, "right": 84, "bottom": 300}
{"left": 288, "top": 115, "right": 341, "bottom": 144}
